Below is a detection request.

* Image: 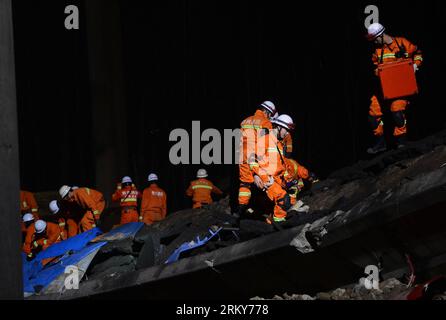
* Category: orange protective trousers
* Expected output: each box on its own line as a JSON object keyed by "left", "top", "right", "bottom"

{"left": 369, "top": 96, "right": 407, "bottom": 137}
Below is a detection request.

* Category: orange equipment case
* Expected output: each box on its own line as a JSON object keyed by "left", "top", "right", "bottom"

{"left": 378, "top": 59, "right": 418, "bottom": 100}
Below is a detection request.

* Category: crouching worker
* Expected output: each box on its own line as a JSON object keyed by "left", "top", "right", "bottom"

{"left": 59, "top": 185, "right": 106, "bottom": 232}
{"left": 283, "top": 158, "right": 318, "bottom": 205}
{"left": 22, "top": 213, "right": 35, "bottom": 243}
{"left": 186, "top": 169, "right": 223, "bottom": 209}
{"left": 112, "top": 176, "right": 141, "bottom": 225}
{"left": 23, "top": 220, "right": 62, "bottom": 262}
{"left": 48, "top": 200, "right": 78, "bottom": 240}
{"left": 252, "top": 115, "right": 296, "bottom": 224}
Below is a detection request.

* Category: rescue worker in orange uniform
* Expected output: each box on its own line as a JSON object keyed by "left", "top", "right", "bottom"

{"left": 366, "top": 23, "right": 423, "bottom": 154}
{"left": 141, "top": 174, "right": 167, "bottom": 225}
{"left": 20, "top": 190, "right": 40, "bottom": 235}
{"left": 249, "top": 115, "right": 295, "bottom": 224}
{"left": 59, "top": 185, "right": 106, "bottom": 232}
{"left": 48, "top": 200, "right": 75, "bottom": 240}
{"left": 23, "top": 220, "right": 63, "bottom": 261}
{"left": 112, "top": 176, "right": 141, "bottom": 225}
{"left": 22, "top": 213, "right": 35, "bottom": 243}
{"left": 238, "top": 101, "right": 278, "bottom": 216}
{"left": 283, "top": 158, "right": 310, "bottom": 206}
{"left": 186, "top": 169, "right": 224, "bottom": 209}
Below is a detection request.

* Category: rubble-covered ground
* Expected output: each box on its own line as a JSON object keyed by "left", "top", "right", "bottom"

{"left": 32, "top": 129, "right": 446, "bottom": 300}
{"left": 253, "top": 278, "right": 446, "bottom": 300}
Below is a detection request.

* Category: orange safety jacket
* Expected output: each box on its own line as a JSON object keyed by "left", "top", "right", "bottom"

{"left": 240, "top": 110, "right": 273, "bottom": 166}
{"left": 20, "top": 190, "right": 39, "bottom": 219}
{"left": 372, "top": 37, "right": 423, "bottom": 67}
{"left": 141, "top": 184, "right": 167, "bottom": 224}
{"left": 283, "top": 158, "right": 309, "bottom": 183}
{"left": 253, "top": 132, "right": 287, "bottom": 181}
{"left": 70, "top": 187, "right": 105, "bottom": 218}
{"left": 112, "top": 185, "right": 141, "bottom": 208}
{"left": 186, "top": 178, "right": 223, "bottom": 205}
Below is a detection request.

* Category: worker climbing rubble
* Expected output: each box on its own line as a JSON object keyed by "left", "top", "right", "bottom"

{"left": 248, "top": 114, "right": 294, "bottom": 224}
{"left": 59, "top": 185, "right": 106, "bottom": 232}
{"left": 366, "top": 23, "right": 423, "bottom": 154}
{"left": 112, "top": 176, "right": 141, "bottom": 225}
{"left": 249, "top": 114, "right": 318, "bottom": 224}
{"left": 141, "top": 173, "right": 167, "bottom": 225}
{"left": 238, "top": 101, "right": 278, "bottom": 217}
{"left": 186, "top": 169, "right": 224, "bottom": 209}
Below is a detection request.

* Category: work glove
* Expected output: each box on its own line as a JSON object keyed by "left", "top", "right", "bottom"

{"left": 253, "top": 175, "right": 265, "bottom": 190}
{"left": 263, "top": 176, "right": 274, "bottom": 189}
{"left": 413, "top": 64, "right": 419, "bottom": 73}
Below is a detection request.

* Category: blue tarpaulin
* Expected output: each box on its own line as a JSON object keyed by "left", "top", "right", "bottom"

{"left": 22, "top": 223, "right": 144, "bottom": 296}
{"left": 165, "top": 227, "right": 223, "bottom": 264}
{"left": 91, "top": 222, "right": 144, "bottom": 242}
{"left": 23, "top": 242, "right": 106, "bottom": 295}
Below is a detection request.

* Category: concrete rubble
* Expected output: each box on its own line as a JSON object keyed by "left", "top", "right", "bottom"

{"left": 30, "top": 129, "right": 446, "bottom": 300}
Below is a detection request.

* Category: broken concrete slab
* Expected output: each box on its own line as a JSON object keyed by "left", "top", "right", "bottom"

{"left": 29, "top": 129, "right": 446, "bottom": 300}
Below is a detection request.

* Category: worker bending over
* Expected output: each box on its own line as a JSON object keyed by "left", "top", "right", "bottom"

{"left": 238, "top": 101, "right": 278, "bottom": 217}
{"left": 250, "top": 115, "right": 296, "bottom": 224}
{"left": 48, "top": 200, "right": 78, "bottom": 240}
{"left": 22, "top": 213, "right": 35, "bottom": 243}
{"left": 23, "top": 220, "right": 63, "bottom": 262}
{"left": 59, "top": 185, "right": 106, "bottom": 232}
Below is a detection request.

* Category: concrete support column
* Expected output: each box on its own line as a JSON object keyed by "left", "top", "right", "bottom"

{"left": 0, "top": 0, "right": 23, "bottom": 300}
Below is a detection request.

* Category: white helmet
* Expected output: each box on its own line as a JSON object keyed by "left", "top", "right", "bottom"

{"left": 59, "top": 185, "right": 71, "bottom": 199}
{"left": 260, "top": 101, "right": 277, "bottom": 117}
{"left": 197, "top": 169, "right": 208, "bottom": 178}
{"left": 49, "top": 200, "right": 60, "bottom": 215}
{"left": 122, "top": 176, "right": 133, "bottom": 184}
{"left": 23, "top": 213, "right": 34, "bottom": 223}
{"left": 35, "top": 220, "right": 47, "bottom": 234}
{"left": 367, "top": 23, "right": 385, "bottom": 41}
{"left": 272, "top": 114, "right": 295, "bottom": 131}
{"left": 148, "top": 173, "right": 158, "bottom": 182}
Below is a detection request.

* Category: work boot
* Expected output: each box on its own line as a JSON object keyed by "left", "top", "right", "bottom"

{"left": 367, "top": 136, "right": 387, "bottom": 155}
{"left": 396, "top": 135, "right": 407, "bottom": 149}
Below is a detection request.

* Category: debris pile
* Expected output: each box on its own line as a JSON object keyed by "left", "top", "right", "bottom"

{"left": 254, "top": 277, "right": 446, "bottom": 300}
{"left": 30, "top": 129, "right": 446, "bottom": 300}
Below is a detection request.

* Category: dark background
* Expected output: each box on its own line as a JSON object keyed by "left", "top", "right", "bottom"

{"left": 11, "top": 0, "right": 446, "bottom": 212}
